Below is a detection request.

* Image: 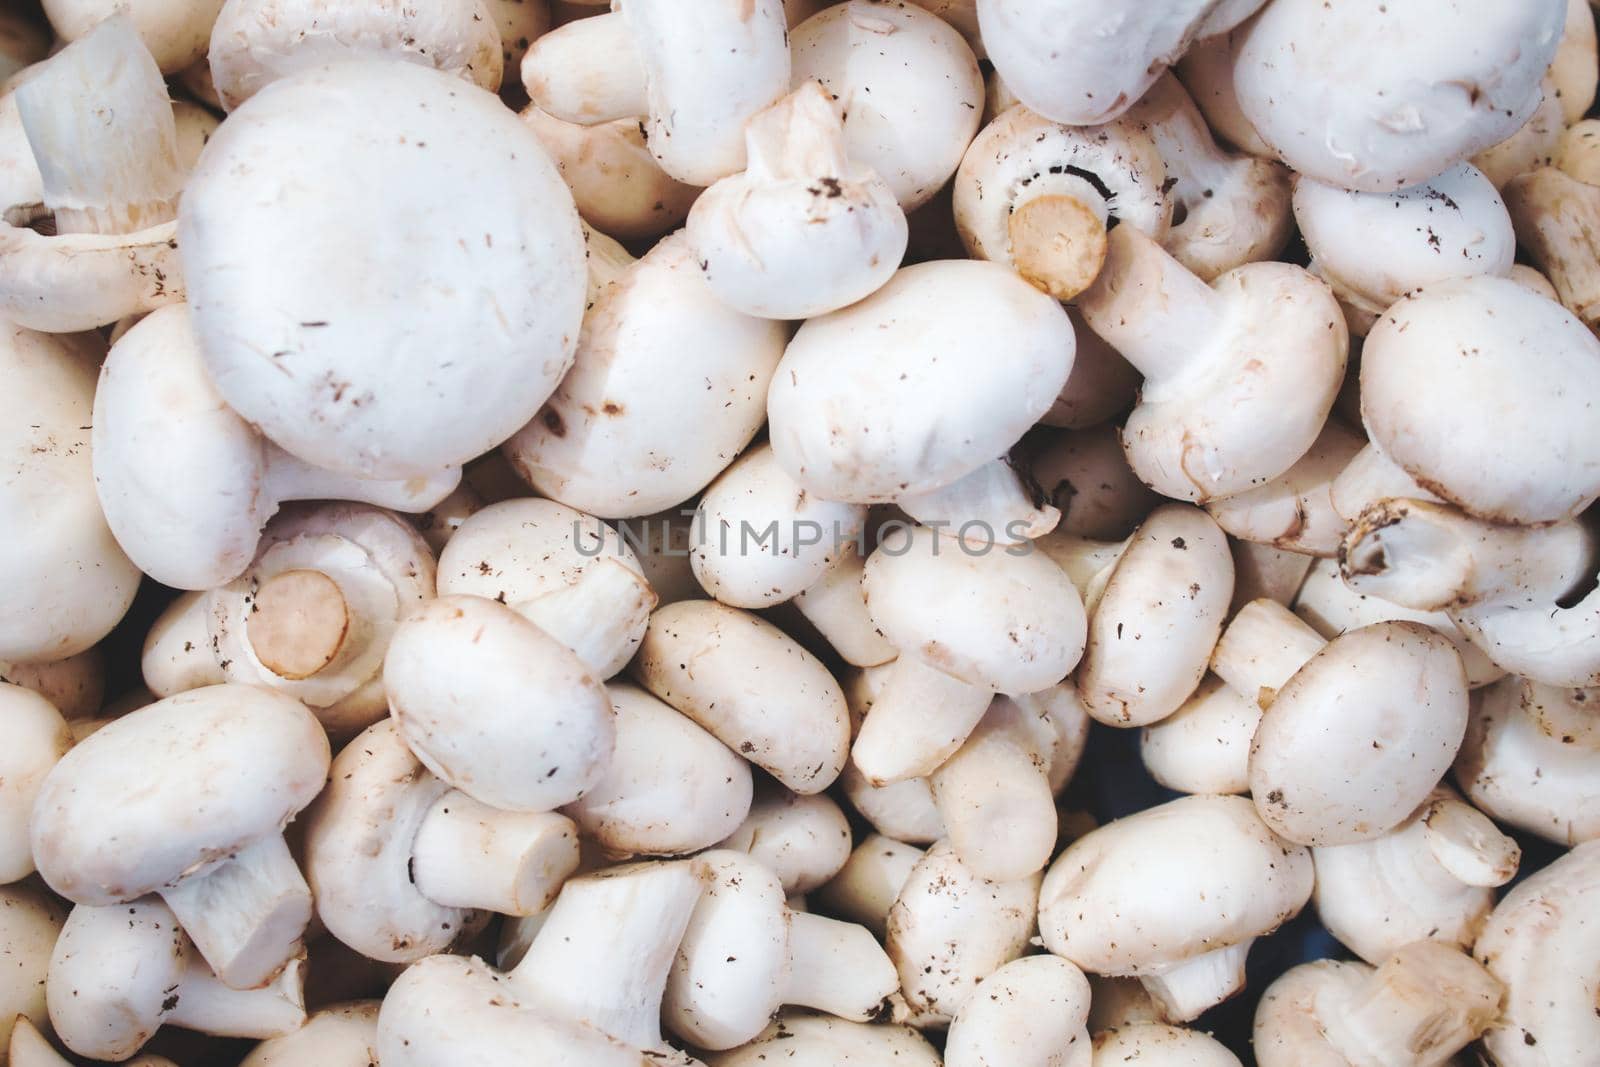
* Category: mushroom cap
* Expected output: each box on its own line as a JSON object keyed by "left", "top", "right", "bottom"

{"left": 1234, "top": 0, "right": 1565, "bottom": 192}
{"left": 790, "top": 1, "right": 983, "bottom": 211}
{"left": 0, "top": 882, "right": 65, "bottom": 1058}
{"left": 91, "top": 303, "right": 277, "bottom": 591}
{"left": 180, "top": 59, "right": 586, "bottom": 480}
{"left": 664, "top": 849, "right": 789, "bottom": 1049}
{"left": 706, "top": 1011, "right": 943, "bottom": 1066}
{"left": 768, "top": 260, "right": 1075, "bottom": 502}
{"left": 1092, "top": 1023, "right": 1243, "bottom": 1067}
{"left": 944, "top": 955, "right": 1092, "bottom": 1067}
{"left": 864, "top": 525, "right": 1086, "bottom": 694}
{"left": 0, "top": 684, "right": 69, "bottom": 882}
{"left": 1250, "top": 959, "right": 1360, "bottom": 1067}
{"left": 0, "top": 645, "right": 105, "bottom": 719}
{"left": 42, "top": 0, "right": 226, "bottom": 72}
{"left": 438, "top": 497, "right": 646, "bottom": 608}
{"left": 240, "top": 1001, "right": 380, "bottom": 1066}
{"left": 505, "top": 232, "right": 786, "bottom": 518}
{"left": 208, "top": 0, "right": 504, "bottom": 111}
{"left": 302, "top": 719, "right": 466, "bottom": 963}
{"left": 1, "top": 324, "right": 139, "bottom": 663}
{"left": 46, "top": 899, "right": 189, "bottom": 1061}
{"left": 32, "top": 684, "right": 331, "bottom": 906}
{"left": 1038, "top": 795, "right": 1313, "bottom": 974}
{"left": 385, "top": 595, "right": 615, "bottom": 812}
{"left": 1249, "top": 621, "right": 1468, "bottom": 846}
{"left": 719, "top": 785, "right": 853, "bottom": 896}
{"left": 1362, "top": 276, "right": 1600, "bottom": 523}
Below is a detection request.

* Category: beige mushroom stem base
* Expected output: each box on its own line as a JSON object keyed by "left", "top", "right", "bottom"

{"left": 793, "top": 550, "right": 898, "bottom": 668}
{"left": 1318, "top": 944, "right": 1502, "bottom": 1067}
{"left": 163, "top": 954, "right": 307, "bottom": 1038}
{"left": 1328, "top": 445, "right": 1440, "bottom": 524}
{"left": 159, "top": 834, "right": 312, "bottom": 991}
{"left": 520, "top": 12, "right": 647, "bottom": 125}
{"left": 410, "top": 792, "right": 580, "bottom": 917}
{"left": 1078, "top": 225, "right": 1223, "bottom": 383}
{"left": 1007, "top": 177, "right": 1112, "bottom": 301}
{"left": 1138, "top": 941, "right": 1253, "bottom": 1023}
{"left": 851, "top": 656, "right": 992, "bottom": 786}
{"left": 261, "top": 442, "right": 461, "bottom": 515}
{"left": 247, "top": 570, "right": 351, "bottom": 681}
{"left": 1209, "top": 600, "right": 1325, "bottom": 709}
{"left": 12, "top": 16, "right": 181, "bottom": 236}
{"left": 515, "top": 557, "right": 657, "bottom": 678}
{"left": 898, "top": 458, "right": 1061, "bottom": 547}
{"left": 783, "top": 910, "right": 901, "bottom": 1021}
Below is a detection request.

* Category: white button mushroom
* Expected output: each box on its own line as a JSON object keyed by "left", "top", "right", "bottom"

{"left": 0, "top": 324, "right": 139, "bottom": 665}
{"left": 1173, "top": 26, "right": 1275, "bottom": 161}
{"left": 944, "top": 955, "right": 1092, "bottom": 1067}
{"left": 504, "top": 231, "right": 786, "bottom": 518}
{"left": 1253, "top": 941, "right": 1502, "bottom": 1067}
{"left": 47, "top": 898, "right": 305, "bottom": 1061}
{"left": 1204, "top": 420, "right": 1365, "bottom": 557}
{"left": 31, "top": 685, "right": 331, "bottom": 990}
{"left": 1232, "top": 0, "right": 1566, "bottom": 192}
{"left": 0, "top": 883, "right": 64, "bottom": 1059}
{"left": 178, "top": 59, "right": 587, "bottom": 481}
{"left": 207, "top": 0, "right": 504, "bottom": 111}
{"left": 240, "top": 1001, "right": 379, "bottom": 1067}
{"left": 92, "top": 304, "right": 459, "bottom": 591}
{"left": 1091, "top": 1023, "right": 1242, "bottom": 1067}
{"left": 1029, "top": 426, "right": 1159, "bottom": 539}
{"left": 835, "top": 664, "right": 946, "bottom": 846}
{"left": 717, "top": 784, "right": 853, "bottom": 897}
{"left": 1038, "top": 795, "right": 1314, "bottom": 1021}
{"left": 790, "top": 1, "right": 983, "bottom": 211}
{"left": 1138, "top": 675, "right": 1261, "bottom": 797}
{"left": 977, "top": 0, "right": 1266, "bottom": 127}
{"left": 705, "top": 1010, "right": 942, "bottom": 1067}
{"left": 631, "top": 599, "right": 851, "bottom": 794}
{"left": 1077, "top": 225, "right": 1348, "bottom": 504}
{"left": 42, "top": 0, "right": 226, "bottom": 73}
{"left": 0, "top": 684, "right": 69, "bottom": 885}
{"left": 815, "top": 835, "right": 925, "bottom": 940}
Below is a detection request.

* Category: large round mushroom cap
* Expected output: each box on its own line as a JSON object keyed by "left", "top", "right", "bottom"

{"left": 180, "top": 59, "right": 586, "bottom": 480}
{"left": 768, "top": 260, "right": 1075, "bottom": 502}
{"left": 1361, "top": 275, "right": 1600, "bottom": 524}
{"left": 31, "top": 684, "right": 331, "bottom": 905}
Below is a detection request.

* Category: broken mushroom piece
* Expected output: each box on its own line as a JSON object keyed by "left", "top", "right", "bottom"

{"left": 953, "top": 103, "right": 1171, "bottom": 301}
{"left": 1454, "top": 675, "right": 1600, "bottom": 845}
{"left": 631, "top": 599, "right": 850, "bottom": 794}
{"left": 239, "top": 1001, "right": 380, "bottom": 1067}
{"left": 1077, "top": 225, "right": 1347, "bottom": 504}
{"left": 304, "top": 719, "right": 579, "bottom": 965}
{"left": 0, "top": 882, "right": 65, "bottom": 1057}
{"left": 688, "top": 82, "right": 906, "bottom": 320}
{"left": 1038, "top": 795, "right": 1314, "bottom": 1022}
{"left": 717, "top": 784, "right": 852, "bottom": 897}
{"left": 505, "top": 231, "right": 786, "bottom": 519}
{"left": 944, "top": 955, "right": 1092, "bottom": 1067}
{"left": 708, "top": 1011, "right": 942, "bottom": 1067}
{"left": 0, "top": 17, "right": 187, "bottom": 334}
{"left": 1475, "top": 839, "right": 1600, "bottom": 1065}
{"left": 1294, "top": 163, "right": 1516, "bottom": 335}
{"left": 1253, "top": 942, "right": 1502, "bottom": 1067}
{"left": 790, "top": 1, "right": 983, "bottom": 211}
{"left": 977, "top": 0, "right": 1266, "bottom": 127}
{"left": 207, "top": 0, "right": 503, "bottom": 111}
{"left": 42, "top": 0, "right": 225, "bottom": 73}
{"left": 0, "top": 324, "right": 140, "bottom": 665}
{"left": 524, "top": 0, "right": 789, "bottom": 186}
{"left": 1233, "top": 0, "right": 1565, "bottom": 192}
{"left": 0, "top": 684, "right": 69, "bottom": 884}
{"left": 1313, "top": 787, "right": 1519, "bottom": 965}
{"left": 854, "top": 523, "right": 1086, "bottom": 785}
{"left": 180, "top": 59, "right": 586, "bottom": 481}
{"left": 1212, "top": 600, "right": 1470, "bottom": 846}
{"left": 31, "top": 685, "right": 330, "bottom": 990}
{"left": 664, "top": 850, "right": 897, "bottom": 1050}
{"left": 47, "top": 898, "right": 305, "bottom": 1062}
{"left": 886, "top": 839, "right": 1041, "bottom": 1027}
{"left": 93, "top": 304, "right": 459, "bottom": 591}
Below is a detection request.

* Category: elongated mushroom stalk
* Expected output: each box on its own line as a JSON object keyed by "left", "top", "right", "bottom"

{"left": 0, "top": 16, "right": 185, "bottom": 332}
{"left": 1127, "top": 73, "right": 1293, "bottom": 281}
{"left": 953, "top": 103, "right": 1170, "bottom": 300}
{"left": 1253, "top": 942, "right": 1502, "bottom": 1067}
{"left": 688, "top": 81, "right": 907, "bottom": 320}
{"left": 1312, "top": 787, "right": 1520, "bottom": 964}
{"left": 835, "top": 666, "right": 947, "bottom": 846}
{"left": 47, "top": 898, "right": 305, "bottom": 1061}
{"left": 1340, "top": 498, "right": 1600, "bottom": 686}
{"left": 896, "top": 455, "right": 1061, "bottom": 547}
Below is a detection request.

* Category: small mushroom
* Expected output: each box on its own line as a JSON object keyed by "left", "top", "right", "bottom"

{"left": 1138, "top": 675, "right": 1261, "bottom": 797}
{"left": 814, "top": 835, "right": 924, "bottom": 940}
{"left": 1028, "top": 426, "right": 1159, "bottom": 539}
{"left": 836, "top": 667, "right": 946, "bottom": 846}
{"left": 1038, "top": 795, "right": 1313, "bottom": 1021}
{"left": 1205, "top": 419, "right": 1365, "bottom": 556}
{"left": 1253, "top": 941, "right": 1502, "bottom": 1067}
{"left": 42, "top": 0, "right": 226, "bottom": 73}
{"left": 240, "top": 1001, "right": 379, "bottom": 1067}
{"left": 1091, "top": 1024, "right": 1241, "bottom": 1067}
{"left": 1077, "top": 225, "right": 1347, "bottom": 504}
{"left": 945, "top": 955, "right": 1092, "bottom": 1067}
{"left": 47, "top": 898, "right": 305, "bottom": 1061}
{"left": 31, "top": 685, "right": 331, "bottom": 989}
{"left": 717, "top": 783, "right": 853, "bottom": 896}
{"left": 0, "top": 882, "right": 65, "bottom": 1058}
{"left": 705, "top": 1011, "right": 942, "bottom": 1067}
{"left": 1504, "top": 126, "right": 1600, "bottom": 331}
{"left": 790, "top": 1, "right": 983, "bottom": 211}
{"left": 0, "top": 684, "right": 69, "bottom": 884}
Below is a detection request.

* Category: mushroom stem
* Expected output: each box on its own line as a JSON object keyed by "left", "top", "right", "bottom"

{"left": 742, "top": 79, "right": 849, "bottom": 183}
{"left": 793, "top": 549, "right": 898, "bottom": 668}
{"left": 164, "top": 955, "right": 307, "bottom": 1038}
{"left": 1137, "top": 940, "right": 1252, "bottom": 1022}
{"left": 515, "top": 557, "right": 657, "bottom": 678}
{"left": 12, "top": 16, "right": 181, "bottom": 236}
{"left": 898, "top": 458, "right": 1061, "bottom": 547}
{"left": 1318, "top": 944, "right": 1503, "bottom": 1067}
{"left": 1209, "top": 599, "right": 1326, "bottom": 708}
{"left": 1419, "top": 794, "right": 1520, "bottom": 889}
{"left": 850, "top": 656, "right": 993, "bottom": 786}
{"left": 410, "top": 791, "right": 581, "bottom": 917}
{"left": 1340, "top": 499, "right": 1595, "bottom": 613}
{"left": 159, "top": 834, "right": 312, "bottom": 991}
{"left": 261, "top": 443, "right": 461, "bottom": 515}
{"left": 509, "top": 860, "right": 708, "bottom": 1052}
{"left": 1078, "top": 225, "right": 1222, "bottom": 382}
{"left": 1329, "top": 444, "right": 1441, "bottom": 523}
{"left": 245, "top": 570, "right": 351, "bottom": 682}
{"left": 1007, "top": 177, "right": 1112, "bottom": 301}
{"left": 782, "top": 910, "right": 899, "bottom": 1021}
{"left": 521, "top": 13, "right": 648, "bottom": 125}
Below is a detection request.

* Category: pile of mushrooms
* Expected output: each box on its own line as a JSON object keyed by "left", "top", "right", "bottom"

{"left": 3, "top": 0, "right": 1599, "bottom": 1062}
